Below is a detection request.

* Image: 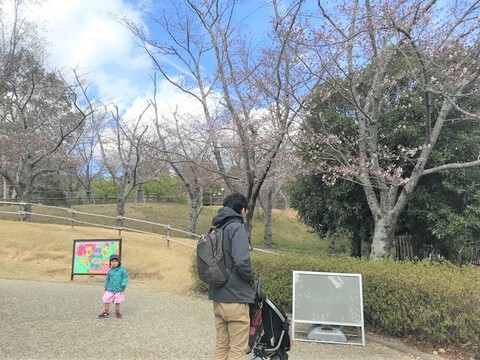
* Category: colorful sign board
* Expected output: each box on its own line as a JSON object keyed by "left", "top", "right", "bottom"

{"left": 71, "top": 239, "right": 122, "bottom": 280}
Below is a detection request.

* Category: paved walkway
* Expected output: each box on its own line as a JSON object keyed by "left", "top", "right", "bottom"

{"left": 0, "top": 279, "right": 439, "bottom": 360}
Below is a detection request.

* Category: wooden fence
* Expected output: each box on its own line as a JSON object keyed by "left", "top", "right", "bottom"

{"left": 0, "top": 200, "right": 279, "bottom": 256}
{"left": 0, "top": 195, "right": 226, "bottom": 207}
{"left": 395, "top": 236, "right": 415, "bottom": 261}
{"left": 0, "top": 200, "right": 198, "bottom": 249}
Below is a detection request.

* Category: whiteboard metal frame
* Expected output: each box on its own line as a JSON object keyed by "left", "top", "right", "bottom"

{"left": 292, "top": 271, "right": 365, "bottom": 346}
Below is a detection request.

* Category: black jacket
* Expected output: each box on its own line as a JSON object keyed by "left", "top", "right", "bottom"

{"left": 208, "top": 206, "right": 255, "bottom": 304}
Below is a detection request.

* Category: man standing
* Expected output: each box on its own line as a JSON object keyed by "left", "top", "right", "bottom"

{"left": 209, "top": 193, "right": 255, "bottom": 360}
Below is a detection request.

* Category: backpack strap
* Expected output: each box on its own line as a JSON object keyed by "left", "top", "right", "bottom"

{"left": 219, "top": 219, "right": 241, "bottom": 270}
{"left": 219, "top": 219, "right": 241, "bottom": 247}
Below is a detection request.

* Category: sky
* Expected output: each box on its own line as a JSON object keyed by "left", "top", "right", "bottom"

{"left": 6, "top": 0, "right": 279, "bottom": 134}
{"left": 20, "top": 0, "right": 273, "bottom": 120}
{"left": 22, "top": 0, "right": 196, "bottom": 121}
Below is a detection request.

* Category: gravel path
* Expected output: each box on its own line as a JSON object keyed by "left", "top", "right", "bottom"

{"left": 0, "top": 279, "right": 437, "bottom": 360}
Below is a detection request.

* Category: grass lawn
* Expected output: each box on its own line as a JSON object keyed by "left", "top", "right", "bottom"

{"left": 0, "top": 202, "right": 341, "bottom": 291}
{"left": 0, "top": 220, "right": 197, "bottom": 293}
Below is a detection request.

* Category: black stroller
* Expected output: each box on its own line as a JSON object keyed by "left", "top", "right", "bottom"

{"left": 248, "top": 279, "right": 291, "bottom": 360}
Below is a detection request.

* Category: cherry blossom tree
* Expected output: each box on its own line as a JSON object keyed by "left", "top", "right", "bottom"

{"left": 147, "top": 74, "right": 219, "bottom": 234}
{"left": 257, "top": 142, "right": 299, "bottom": 248}
{"left": 0, "top": 0, "right": 87, "bottom": 219}
{"left": 98, "top": 103, "right": 157, "bottom": 227}
{"left": 297, "top": 0, "right": 480, "bottom": 258}
{"left": 121, "top": 0, "right": 311, "bottom": 235}
{"left": 68, "top": 70, "right": 108, "bottom": 205}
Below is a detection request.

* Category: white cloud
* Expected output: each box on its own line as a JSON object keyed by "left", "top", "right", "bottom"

{"left": 25, "top": 0, "right": 152, "bottom": 110}
{"left": 122, "top": 79, "right": 207, "bottom": 128}
{"left": 27, "top": 0, "right": 146, "bottom": 68}
{"left": 21, "top": 0, "right": 221, "bottom": 128}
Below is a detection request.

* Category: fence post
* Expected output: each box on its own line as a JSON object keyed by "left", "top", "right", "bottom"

{"left": 17, "top": 202, "right": 21, "bottom": 221}
{"left": 70, "top": 209, "right": 76, "bottom": 229}
{"left": 167, "top": 225, "right": 171, "bottom": 248}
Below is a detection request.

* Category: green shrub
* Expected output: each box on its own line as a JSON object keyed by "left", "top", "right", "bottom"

{"left": 192, "top": 253, "right": 480, "bottom": 345}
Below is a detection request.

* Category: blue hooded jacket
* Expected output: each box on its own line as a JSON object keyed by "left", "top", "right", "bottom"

{"left": 105, "top": 255, "right": 128, "bottom": 292}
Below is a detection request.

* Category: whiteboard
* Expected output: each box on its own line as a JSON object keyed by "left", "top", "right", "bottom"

{"left": 292, "top": 271, "right": 364, "bottom": 345}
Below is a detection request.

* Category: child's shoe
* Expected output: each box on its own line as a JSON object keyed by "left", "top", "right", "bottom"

{"left": 116, "top": 312, "right": 122, "bottom": 318}
{"left": 98, "top": 312, "right": 109, "bottom": 318}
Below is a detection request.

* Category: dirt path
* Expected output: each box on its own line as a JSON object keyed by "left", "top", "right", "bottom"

{"left": 0, "top": 279, "right": 438, "bottom": 360}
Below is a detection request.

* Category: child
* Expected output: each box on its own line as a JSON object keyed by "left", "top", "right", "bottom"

{"left": 98, "top": 254, "right": 128, "bottom": 319}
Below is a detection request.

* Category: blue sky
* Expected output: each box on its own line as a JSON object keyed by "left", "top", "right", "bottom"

{"left": 22, "top": 0, "right": 273, "bottom": 120}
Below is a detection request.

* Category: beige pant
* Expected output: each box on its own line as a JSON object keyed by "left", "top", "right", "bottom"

{"left": 213, "top": 301, "right": 250, "bottom": 360}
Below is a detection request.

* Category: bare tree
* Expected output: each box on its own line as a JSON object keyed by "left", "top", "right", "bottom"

{"left": 147, "top": 75, "right": 219, "bottom": 234}
{"left": 121, "top": 0, "right": 311, "bottom": 236}
{"left": 98, "top": 104, "right": 156, "bottom": 227}
{"left": 297, "top": 0, "right": 480, "bottom": 258}
{"left": 0, "top": 0, "right": 87, "bottom": 219}
{"left": 257, "top": 141, "right": 299, "bottom": 247}
{"left": 68, "top": 70, "right": 107, "bottom": 205}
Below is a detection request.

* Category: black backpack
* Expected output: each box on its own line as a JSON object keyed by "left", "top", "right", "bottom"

{"left": 196, "top": 220, "right": 237, "bottom": 288}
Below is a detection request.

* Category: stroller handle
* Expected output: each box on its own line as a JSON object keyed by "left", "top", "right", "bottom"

{"left": 255, "top": 277, "right": 265, "bottom": 301}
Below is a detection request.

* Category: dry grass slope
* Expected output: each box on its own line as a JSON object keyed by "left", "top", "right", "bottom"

{"left": 0, "top": 220, "right": 196, "bottom": 293}
{"left": 0, "top": 203, "right": 329, "bottom": 253}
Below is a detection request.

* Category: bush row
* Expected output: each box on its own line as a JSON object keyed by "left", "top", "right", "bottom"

{"left": 191, "top": 253, "right": 480, "bottom": 345}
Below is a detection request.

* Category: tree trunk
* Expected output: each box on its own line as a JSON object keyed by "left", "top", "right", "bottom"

{"left": 350, "top": 234, "right": 362, "bottom": 257}
{"left": 188, "top": 204, "right": 202, "bottom": 236}
{"left": 84, "top": 190, "right": 92, "bottom": 205}
{"left": 276, "top": 190, "right": 290, "bottom": 209}
{"left": 136, "top": 185, "right": 144, "bottom": 203}
{"left": 114, "top": 198, "right": 125, "bottom": 227}
{"left": 361, "top": 241, "right": 371, "bottom": 259}
{"left": 455, "top": 246, "right": 464, "bottom": 266}
{"left": 327, "top": 230, "right": 336, "bottom": 255}
{"left": 2, "top": 176, "right": 9, "bottom": 200}
{"left": 244, "top": 205, "right": 254, "bottom": 238}
{"left": 263, "top": 190, "right": 273, "bottom": 248}
{"left": 21, "top": 202, "right": 32, "bottom": 222}
{"left": 370, "top": 217, "right": 397, "bottom": 259}
{"left": 187, "top": 190, "right": 203, "bottom": 236}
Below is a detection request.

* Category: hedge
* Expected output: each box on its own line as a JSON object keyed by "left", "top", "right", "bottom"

{"left": 191, "top": 253, "right": 480, "bottom": 345}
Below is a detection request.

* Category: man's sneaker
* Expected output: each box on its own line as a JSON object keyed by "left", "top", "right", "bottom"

{"left": 98, "top": 312, "right": 109, "bottom": 318}
{"left": 116, "top": 312, "right": 122, "bottom": 318}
